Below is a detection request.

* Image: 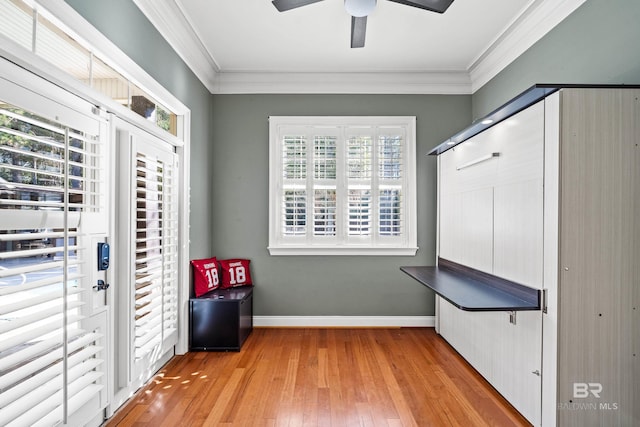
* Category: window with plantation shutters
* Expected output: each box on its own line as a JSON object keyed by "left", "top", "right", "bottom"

{"left": 0, "top": 95, "right": 106, "bottom": 426}
{"left": 112, "top": 119, "right": 179, "bottom": 408}
{"left": 133, "top": 151, "right": 178, "bottom": 360}
{"left": 269, "top": 117, "right": 417, "bottom": 256}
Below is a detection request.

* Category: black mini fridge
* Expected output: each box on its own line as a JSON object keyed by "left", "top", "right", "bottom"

{"left": 189, "top": 285, "right": 253, "bottom": 351}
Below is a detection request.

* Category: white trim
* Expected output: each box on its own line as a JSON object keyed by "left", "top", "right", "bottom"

{"left": 175, "top": 111, "right": 191, "bottom": 355}
{"left": 269, "top": 116, "right": 417, "bottom": 256}
{"left": 268, "top": 246, "right": 419, "bottom": 256}
{"left": 469, "top": 0, "right": 587, "bottom": 92}
{"left": 253, "top": 316, "right": 435, "bottom": 328}
{"left": 541, "top": 91, "right": 560, "bottom": 427}
{"left": 132, "top": 0, "right": 219, "bottom": 92}
{"left": 134, "top": 0, "right": 584, "bottom": 95}
{"left": 212, "top": 71, "right": 471, "bottom": 95}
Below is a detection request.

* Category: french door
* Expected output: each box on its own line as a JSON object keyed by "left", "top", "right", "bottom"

{"left": 0, "top": 62, "right": 109, "bottom": 426}
{"left": 111, "top": 118, "right": 179, "bottom": 410}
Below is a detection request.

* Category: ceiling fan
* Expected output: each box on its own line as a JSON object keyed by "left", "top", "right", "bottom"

{"left": 271, "top": 0, "right": 454, "bottom": 48}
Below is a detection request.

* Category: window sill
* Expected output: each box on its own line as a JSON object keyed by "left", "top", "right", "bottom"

{"left": 268, "top": 246, "right": 419, "bottom": 256}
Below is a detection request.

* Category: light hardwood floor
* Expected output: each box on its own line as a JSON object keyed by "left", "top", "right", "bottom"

{"left": 105, "top": 328, "right": 531, "bottom": 426}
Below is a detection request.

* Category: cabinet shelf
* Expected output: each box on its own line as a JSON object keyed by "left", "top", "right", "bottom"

{"left": 400, "top": 258, "right": 541, "bottom": 311}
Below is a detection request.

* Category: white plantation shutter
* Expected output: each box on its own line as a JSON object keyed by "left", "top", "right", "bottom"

{"left": 313, "top": 135, "right": 337, "bottom": 237}
{"left": 283, "top": 135, "right": 307, "bottom": 180}
{"left": 0, "top": 100, "right": 105, "bottom": 425}
{"left": 379, "top": 188, "right": 402, "bottom": 236}
{"left": 161, "top": 158, "right": 179, "bottom": 344}
{"left": 269, "top": 117, "right": 417, "bottom": 255}
{"left": 133, "top": 150, "right": 178, "bottom": 360}
{"left": 377, "top": 133, "right": 404, "bottom": 237}
{"left": 283, "top": 189, "right": 306, "bottom": 236}
{"left": 347, "top": 135, "right": 373, "bottom": 180}
{"left": 313, "top": 136, "right": 336, "bottom": 180}
{"left": 346, "top": 133, "right": 373, "bottom": 238}
{"left": 282, "top": 133, "right": 308, "bottom": 237}
{"left": 313, "top": 188, "right": 336, "bottom": 236}
{"left": 348, "top": 188, "right": 372, "bottom": 236}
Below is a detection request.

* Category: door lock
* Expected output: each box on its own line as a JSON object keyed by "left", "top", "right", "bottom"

{"left": 97, "top": 242, "right": 110, "bottom": 270}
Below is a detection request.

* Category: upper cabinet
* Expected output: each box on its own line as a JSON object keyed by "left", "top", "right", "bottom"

{"left": 439, "top": 101, "right": 544, "bottom": 287}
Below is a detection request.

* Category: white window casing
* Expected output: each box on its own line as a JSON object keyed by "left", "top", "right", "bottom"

{"left": 269, "top": 116, "right": 418, "bottom": 256}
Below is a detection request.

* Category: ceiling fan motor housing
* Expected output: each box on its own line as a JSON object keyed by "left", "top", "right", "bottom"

{"left": 344, "top": 0, "right": 377, "bottom": 17}
{"left": 272, "top": 0, "right": 454, "bottom": 48}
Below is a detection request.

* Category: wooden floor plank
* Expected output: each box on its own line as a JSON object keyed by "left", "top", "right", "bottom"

{"left": 105, "top": 328, "right": 531, "bottom": 427}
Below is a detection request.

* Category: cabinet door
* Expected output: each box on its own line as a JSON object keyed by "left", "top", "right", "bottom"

{"left": 556, "top": 88, "right": 640, "bottom": 427}
{"left": 439, "top": 135, "right": 499, "bottom": 195}
{"left": 494, "top": 179, "right": 543, "bottom": 288}
{"left": 439, "top": 149, "right": 494, "bottom": 274}
{"left": 493, "top": 102, "right": 545, "bottom": 288}
{"left": 439, "top": 189, "right": 494, "bottom": 273}
{"left": 438, "top": 299, "right": 542, "bottom": 425}
{"left": 437, "top": 100, "right": 546, "bottom": 427}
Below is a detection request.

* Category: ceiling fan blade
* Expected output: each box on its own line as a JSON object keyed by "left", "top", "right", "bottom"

{"left": 272, "top": 0, "right": 325, "bottom": 12}
{"left": 351, "top": 16, "right": 367, "bottom": 48}
{"left": 386, "top": 0, "right": 454, "bottom": 14}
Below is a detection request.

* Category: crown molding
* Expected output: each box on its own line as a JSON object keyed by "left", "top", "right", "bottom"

{"left": 134, "top": 0, "right": 585, "bottom": 95}
{"left": 213, "top": 71, "right": 471, "bottom": 94}
{"left": 133, "top": 0, "right": 219, "bottom": 92}
{"left": 469, "top": 0, "right": 587, "bottom": 92}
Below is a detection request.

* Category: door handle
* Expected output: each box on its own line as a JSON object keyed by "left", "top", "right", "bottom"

{"left": 456, "top": 152, "right": 500, "bottom": 170}
{"left": 94, "top": 279, "right": 110, "bottom": 291}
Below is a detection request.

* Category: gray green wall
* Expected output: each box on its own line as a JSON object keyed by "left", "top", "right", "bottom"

{"left": 473, "top": 0, "right": 640, "bottom": 118}
{"left": 211, "top": 95, "right": 469, "bottom": 316}
{"left": 65, "top": 0, "right": 640, "bottom": 317}
{"left": 63, "top": 0, "right": 470, "bottom": 317}
{"left": 64, "top": 0, "right": 214, "bottom": 260}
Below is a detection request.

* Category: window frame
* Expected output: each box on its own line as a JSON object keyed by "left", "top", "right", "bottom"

{"left": 268, "top": 116, "right": 418, "bottom": 256}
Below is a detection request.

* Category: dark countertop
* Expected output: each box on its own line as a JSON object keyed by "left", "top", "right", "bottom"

{"left": 401, "top": 259, "right": 540, "bottom": 311}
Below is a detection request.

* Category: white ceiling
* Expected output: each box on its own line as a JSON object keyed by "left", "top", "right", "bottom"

{"left": 183, "top": 0, "right": 528, "bottom": 72}
{"left": 133, "top": 0, "right": 586, "bottom": 94}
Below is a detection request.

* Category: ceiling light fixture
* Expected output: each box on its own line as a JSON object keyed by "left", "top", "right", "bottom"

{"left": 344, "top": 0, "right": 377, "bottom": 17}
{"left": 272, "top": 0, "right": 454, "bottom": 48}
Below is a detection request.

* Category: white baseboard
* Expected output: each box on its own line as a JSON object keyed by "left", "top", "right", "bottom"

{"left": 253, "top": 316, "right": 435, "bottom": 328}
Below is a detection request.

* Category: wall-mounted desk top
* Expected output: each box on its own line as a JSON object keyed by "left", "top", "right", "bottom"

{"left": 400, "top": 259, "right": 541, "bottom": 311}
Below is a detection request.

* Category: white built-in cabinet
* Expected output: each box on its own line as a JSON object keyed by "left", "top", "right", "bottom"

{"left": 439, "top": 100, "right": 545, "bottom": 286}
{"left": 433, "top": 86, "right": 639, "bottom": 426}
